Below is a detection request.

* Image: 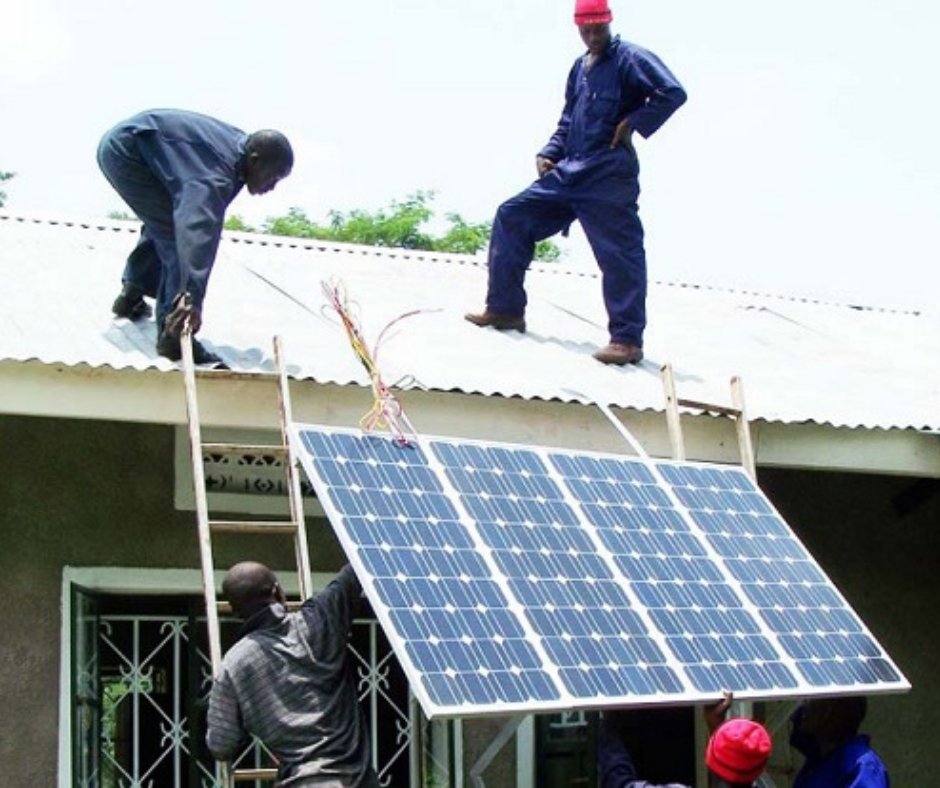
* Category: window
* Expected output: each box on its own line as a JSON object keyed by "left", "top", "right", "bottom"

{"left": 70, "top": 588, "right": 413, "bottom": 786}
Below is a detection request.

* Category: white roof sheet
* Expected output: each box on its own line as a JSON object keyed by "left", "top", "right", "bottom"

{"left": 2, "top": 213, "right": 938, "bottom": 431}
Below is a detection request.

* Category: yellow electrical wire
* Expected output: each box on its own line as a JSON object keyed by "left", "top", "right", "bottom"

{"left": 321, "top": 279, "right": 420, "bottom": 444}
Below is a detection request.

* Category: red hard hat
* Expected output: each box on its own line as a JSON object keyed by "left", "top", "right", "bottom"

{"left": 705, "top": 719, "right": 773, "bottom": 784}
{"left": 574, "top": 0, "right": 613, "bottom": 25}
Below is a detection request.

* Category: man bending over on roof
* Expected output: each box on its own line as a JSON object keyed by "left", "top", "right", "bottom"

{"left": 97, "top": 109, "right": 293, "bottom": 366}
{"left": 206, "top": 562, "right": 378, "bottom": 787}
{"left": 465, "top": 0, "right": 685, "bottom": 366}
{"left": 599, "top": 694, "right": 773, "bottom": 788}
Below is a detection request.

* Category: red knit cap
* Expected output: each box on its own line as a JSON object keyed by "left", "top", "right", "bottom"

{"left": 705, "top": 719, "right": 772, "bottom": 785}
{"left": 574, "top": 0, "right": 613, "bottom": 25}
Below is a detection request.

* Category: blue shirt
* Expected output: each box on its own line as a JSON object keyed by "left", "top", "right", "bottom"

{"left": 540, "top": 35, "right": 686, "bottom": 164}
{"left": 107, "top": 109, "right": 248, "bottom": 307}
{"left": 794, "top": 736, "right": 890, "bottom": 788}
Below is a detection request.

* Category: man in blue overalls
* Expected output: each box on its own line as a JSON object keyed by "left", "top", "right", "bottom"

{"left": 466, "top": 0, "right": 686, "bottom": 365}
{"left": 98, "top": 109, "right": 293, "bottom": 365}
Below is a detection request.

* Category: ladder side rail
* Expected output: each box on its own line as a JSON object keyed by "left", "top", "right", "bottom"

{"left": 274, "top": 336, "right": 314, "bottom": 599}
{"left": 660, "top": 363, "right": 686, "bottom": 461}
{"left": 730, "top": 376, "right": 757, "bottom": 481}
{"left": 182, "top": 330, "right": 225, "bottom": 677}
{"left": 181, "top": 332, "right": 235, "bottom": 787}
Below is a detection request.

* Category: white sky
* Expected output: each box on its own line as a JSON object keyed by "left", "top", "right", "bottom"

{"left": 1, "top": 0, "right": 938, "bottom": 310}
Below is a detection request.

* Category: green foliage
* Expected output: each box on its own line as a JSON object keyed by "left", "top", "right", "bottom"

{"left": 0, "top": 171, "right": 14, "bottom": 208}
{"left": 534, "top": 240, "right": 562, "bottom": 262}
{"left": 262, "top": 192, "right": 437, "bottom": 250}
{"left": 262, "top": 207, "right": 325, "bottom": 239}
{"left": 260, "top": 191, "right": 563, "bottom": 261}
{"left": 107, "top": 210, "right": 135, "bottom": 221}
{"left": 433, "top": 212, "right": 491, "bottom": 255}
{"left": 327, "top": 191, "right": 435, "bottom": 249}
{"left": 223, "top": 214, "right": 256, "bottom": 232}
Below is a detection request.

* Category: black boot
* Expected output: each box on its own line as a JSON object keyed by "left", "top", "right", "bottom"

{"left": 156, "top": 331, "right": 227, "bottom": 368}
{"left": 112, "top": 282, "right": 152, "bottom": 320}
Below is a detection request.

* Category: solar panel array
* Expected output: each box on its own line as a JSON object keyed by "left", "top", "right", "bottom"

{"left": 291, "top": 424, "right": 909, "bottom": 718}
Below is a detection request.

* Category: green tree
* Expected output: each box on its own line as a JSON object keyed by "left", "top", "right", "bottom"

{"left": 224, "top": 214, "right": 256, "bottom": 232}
{"left": 534, "top": 240, "right": 562, "bottom": 263}
{"left": 0, "top": 171, "right": 14, "bottom": 208}
{"left": 107, "top": 210, "right": 135, "bottom": 221}
{"left": 260, "top": 191, "right": 562, "bottom": 261}
{"left": 432, "top": 212, "right": 491, "bottom": 255}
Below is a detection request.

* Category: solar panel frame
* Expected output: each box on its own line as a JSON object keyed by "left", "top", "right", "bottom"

{"left": 291, "top": 424, "right": 910, "bottom": 719}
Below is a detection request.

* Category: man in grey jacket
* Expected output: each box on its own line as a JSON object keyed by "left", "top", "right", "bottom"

{"left": 206, "top": 562, "right": 377, "bottom": 787}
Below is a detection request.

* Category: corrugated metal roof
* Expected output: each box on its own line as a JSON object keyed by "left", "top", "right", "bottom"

{"left": 2, "top": 212, "right": 938, "bottom": 431}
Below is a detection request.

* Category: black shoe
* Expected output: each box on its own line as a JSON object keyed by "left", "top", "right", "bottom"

{"left": 156, "top": 332, "right": 228, "bottom": 368}
{"left": 112, "top": 282, "right": 152, "bottom": 320}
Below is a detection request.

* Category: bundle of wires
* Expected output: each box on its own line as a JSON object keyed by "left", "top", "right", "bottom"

{"left": 321, "top": 279, "right": 421, "bottom": 445}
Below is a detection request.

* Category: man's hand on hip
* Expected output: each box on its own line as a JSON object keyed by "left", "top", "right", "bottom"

{"left": 611, "top": 119, "right": 635, "bottom": 153}
{"left": 536, "top": 155, "right": 557, "bottom": 177}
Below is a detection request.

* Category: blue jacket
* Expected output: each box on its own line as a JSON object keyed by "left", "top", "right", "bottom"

{"left": 109, "top": 109, "right": 248, "bottom": 307}
{"left": 794, "top": 736, "right": 890, "bottom": 788}
{"left": 540, "top": 35, "right": 686, "bottom": 164}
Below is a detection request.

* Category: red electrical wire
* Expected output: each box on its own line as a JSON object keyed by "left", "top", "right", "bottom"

{"left": 321, "top": 279, "right": 422, "bottom": 445}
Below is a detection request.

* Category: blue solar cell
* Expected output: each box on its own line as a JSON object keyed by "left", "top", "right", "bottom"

{"left": 346, "top": 517, "right": 475, "bottom": 550}
{"left": 373, "top": 576, "right": 506, "bottom": 610}
{"left": 422, "top": 667, "right": 560, "bottom": 707}
{"left": 659, "top": 457, "right": 906, "bottom": 695}
{"left": 550, "top": 453, "right": 798, "bottom": 697}
{"left": 477, "top": 522, "right": 596, "bottom": 553}
{"left": 293, "top": 427, "right": 907, "bottom": 717}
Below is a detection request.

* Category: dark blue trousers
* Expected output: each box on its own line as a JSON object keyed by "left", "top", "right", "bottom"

{"left": 97, "top": 132, "right": 187, "bottom": 328}
{"left": 485, "top": 148, "right": 647, "bottom": 347}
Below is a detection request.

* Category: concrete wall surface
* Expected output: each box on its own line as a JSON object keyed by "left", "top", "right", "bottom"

{"left": 0, "top": 415, "right": 330, "bottom": 786}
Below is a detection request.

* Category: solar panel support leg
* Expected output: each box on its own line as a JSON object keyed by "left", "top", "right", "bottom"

{"left": 468, "top": 715, "right": 526, "bottom": 788}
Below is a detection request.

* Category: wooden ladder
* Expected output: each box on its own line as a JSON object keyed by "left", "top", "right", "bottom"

{"left": 659, "top": 363, "right": 756, "bottom": 480}
{"left": 181, "top": 333, "right": 313, "bottom": 786}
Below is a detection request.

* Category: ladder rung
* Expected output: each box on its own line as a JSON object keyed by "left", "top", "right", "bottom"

{"left": 202, "top": 442, "right": 288, "bottom": 456}
{"left": 209, "top": 520, "right": 298, "bottom": 534}
{"left": 677, "top": 398, "right": 742, "bottom": 418}
{"left": 233, "top": 768, "right": 278, "bottom": 781}
{"left": 193, "top": 368, "right": 280, "bottom": 382}
{"left": 217, "top": 600, "right": 304, "bottom": 614}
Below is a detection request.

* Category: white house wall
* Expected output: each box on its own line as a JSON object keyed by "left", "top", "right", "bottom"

{"left": 2, "top": 360, "right": 939, "bottom": 477}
